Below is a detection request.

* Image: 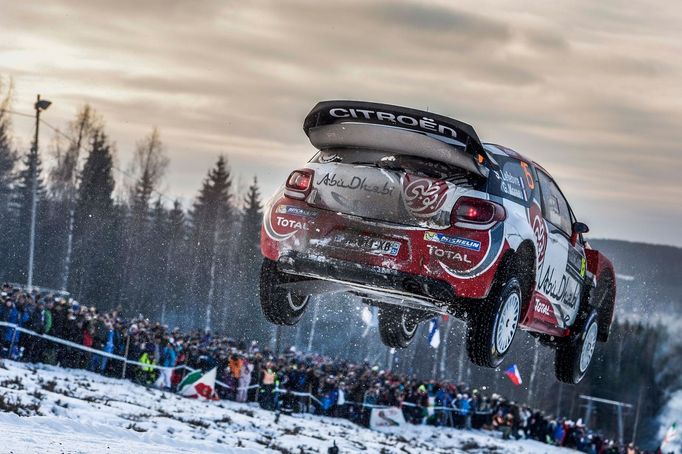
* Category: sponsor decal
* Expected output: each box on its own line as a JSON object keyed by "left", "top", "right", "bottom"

{"left": 534, "top": 298, "right": 552, "bottom": 316}
{"left": 275, "top": 205, "right": 318, "bottom": 218}
{"left": 439, "top": 222, "right": 505, "bottom": 280}
{"left": 500, "top": 169, "right": 527, "bottom": 201}
{"left": 520, "top": 161, "right": 535, "bottom": 190}
{"left": 332, "top": 233, "right": 400, "bottom": 256}
{"left": 402, "top": 176, "right": 449, "bottom": 218}
{"left": 530, "top": 203, "right": 547, "bottom": 265}
{"left": 423, "top": 232, "right": 481, "bottom": 251}
{"left": 329, "top": 108, "right": 459, "bottom": 138}
{"left": 319, "top": 153, "right": 341, "bottom": 163}
{"left": 275, "top": 216, "right": 309, "bottom": 231}
{"left": 427, "top": 244, "right": 471, "bottom": 264}
{"left": 566, "top": 247, "right": 586, "bottom": 280}
{"left": 538, "top": 265, "right": 581, "bottom": 309}
{"left": 316, "top": 172, "right": 395, "bottom": 196}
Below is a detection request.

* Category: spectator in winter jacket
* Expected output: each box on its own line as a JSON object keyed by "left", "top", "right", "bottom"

{"left": 1, "top": 299, "right": 17, "bottom": 357}
{"left": 2, "top": 298, "right": 28, "bottom": 359}
{"left": 236, "top": 360, "right": 253, "bottom": 403}
{"left": 25, "top": 299, "right": 52, "bottom": 362}
{"left": 155, "top": 341, "right": 177, "bottom": 390}
{"left": 259, "top": 362, "right": 277, "bottom": 410}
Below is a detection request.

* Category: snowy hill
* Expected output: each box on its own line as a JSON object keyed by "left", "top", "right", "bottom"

{"left": 0, "top": 361, "right": 576, "bottom": 454}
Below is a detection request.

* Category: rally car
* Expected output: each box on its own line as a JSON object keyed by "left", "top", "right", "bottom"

{"left": 259, "top": 101, "right": 616, "bottom": 384}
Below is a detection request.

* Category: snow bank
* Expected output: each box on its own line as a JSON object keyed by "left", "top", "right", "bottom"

{"left": 0, "top": 360, "right": 575, "bottom": 453}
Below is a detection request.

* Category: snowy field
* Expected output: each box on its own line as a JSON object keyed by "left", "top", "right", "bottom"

{"left": 0, "top": 360, "right": 577, "bottom": 454}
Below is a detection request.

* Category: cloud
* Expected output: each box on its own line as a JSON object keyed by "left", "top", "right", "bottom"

{"left": 0, "top": 0, "right": 681, "bottom": 245}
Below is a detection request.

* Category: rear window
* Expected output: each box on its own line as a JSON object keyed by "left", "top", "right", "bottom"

{"left": 311, "top": 149, "right": 484, "bottom": 188}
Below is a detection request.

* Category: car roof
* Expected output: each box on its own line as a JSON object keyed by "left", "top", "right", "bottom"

{"left": 483, "top": 143, "right": 555, "bottom": 179}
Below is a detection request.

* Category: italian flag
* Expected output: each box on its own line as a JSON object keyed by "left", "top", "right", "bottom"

{"left": 178, "top": 368, "right": 219, "bottom": 400}
{"left": 662, "top": 422, "right": 678, "bottom": 447}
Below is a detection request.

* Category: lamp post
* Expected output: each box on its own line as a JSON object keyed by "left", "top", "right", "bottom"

{"left": 27, "top": 94, "right": 51, "bottom": 288}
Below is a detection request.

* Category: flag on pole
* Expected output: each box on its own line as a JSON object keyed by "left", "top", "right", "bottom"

{"left": 504, "top": 364, "right": 522, "bottom": 386}
{"left": 662, "top": 422, "right": 678, "bottom": 447}
{"left": 178, "top": 367, "right": 219, "bottom": 400}
{"left": 428, "top": 318, "right": 440, "bottom": 349}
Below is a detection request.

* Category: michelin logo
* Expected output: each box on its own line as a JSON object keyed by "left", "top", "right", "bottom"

{"left": 424, "top": 232, "right": 481, "bottom": 251}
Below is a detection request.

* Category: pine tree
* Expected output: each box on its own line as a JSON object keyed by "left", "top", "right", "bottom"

{"left": 189, "top": 155, "right": 233, "bottom": 330}
{"left": 230, "top": 176, "right": 267, "bottom": 341}
{"left": 163, "top": 199, "right": 189, "bottom": 326}
{"left": 121, "top": 128, "right": 168, "bottom": 315}
{"left": 241, "top": 177, "right": 262, "bottom": 251}
{"left": 69, "top": 130, "right": 117, "bottom": 305}
{"left": 6, "top": 130, "right": 48, "bottom": 284}
{"left": 0, "top": 80, "right": 18, "bottom": 279}
{"left": 145, "top": 197, "right": 170, "bottom": 318}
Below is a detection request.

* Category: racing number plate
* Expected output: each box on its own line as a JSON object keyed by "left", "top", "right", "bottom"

{"left": 332, "top": 233, "right": 401, "bottom": 256}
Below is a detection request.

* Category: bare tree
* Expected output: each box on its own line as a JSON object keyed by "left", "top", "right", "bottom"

{"left": 127, "top": 127, "right": 169, "bottom": 207}
{"left": 48, "top": 105, "right": 101, "bottom": 289}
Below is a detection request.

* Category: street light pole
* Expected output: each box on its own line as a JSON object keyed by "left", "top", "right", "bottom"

{"left": 27, "top": 94, "right": 51, "bottom": 288}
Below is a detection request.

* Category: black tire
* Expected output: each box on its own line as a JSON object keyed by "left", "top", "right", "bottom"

{"left": 259, "top": 258, "right": 310, "bottom": 326}
{"left": 555, "top": 311, "right": 599, "bottom": 384}
{"left": 378, "top": 306, "right": 421, "bottom": 349}
{"left": 592, "top": 274, "right": 615, "bottom": 342}
{"left": 466, "top": 278, "right": 522, "bottom": 368}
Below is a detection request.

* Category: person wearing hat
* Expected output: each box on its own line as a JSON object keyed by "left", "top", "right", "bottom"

{"left": 25, "top": 298, "right": 52, "bottom": 363}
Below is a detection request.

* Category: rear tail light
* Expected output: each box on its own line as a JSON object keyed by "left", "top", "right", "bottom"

{"left": 284, "top": 169, "right": 314, "bottom": 199}
{"left": 452, "top": 197, "right": 506, "bottom": 227}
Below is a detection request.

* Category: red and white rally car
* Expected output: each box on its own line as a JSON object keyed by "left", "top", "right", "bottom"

{"left": 259, "top": 101, "right": 616, "bottom": 384}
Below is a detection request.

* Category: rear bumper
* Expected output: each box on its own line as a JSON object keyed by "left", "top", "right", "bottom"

{"left": 276, "top": 252, "right": 457, "bottom": 310}
{"left": 261, "top": 194, "right": 504, "bottom": 300}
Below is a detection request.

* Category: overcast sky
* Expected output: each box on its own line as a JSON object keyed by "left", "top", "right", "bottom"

{"left": 1, "top": 0, "right": 681, "bottom": 246}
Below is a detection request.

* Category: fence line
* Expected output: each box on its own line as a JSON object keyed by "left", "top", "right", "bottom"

{"left": 0, "top": 321, "right": 493, "bottom": 414}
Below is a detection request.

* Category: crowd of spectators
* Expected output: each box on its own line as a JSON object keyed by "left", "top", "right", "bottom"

{"left": 0, "top": 283, "right": 652, "bottom": 453}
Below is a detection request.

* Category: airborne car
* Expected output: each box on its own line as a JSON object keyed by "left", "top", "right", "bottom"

{"left": 259, "top": 101, "right": 616, "bottom": 384}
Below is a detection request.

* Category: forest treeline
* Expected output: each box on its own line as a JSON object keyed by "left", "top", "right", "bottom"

{"left": 0, "top": 82, "right": 268, "bottom": 341}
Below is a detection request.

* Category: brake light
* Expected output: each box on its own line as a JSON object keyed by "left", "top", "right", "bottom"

{"left": 452, "top": 197, "right": 505, "bottom": 226}
{"left": 285, "top": 169, "right": 314, "bottom": 199}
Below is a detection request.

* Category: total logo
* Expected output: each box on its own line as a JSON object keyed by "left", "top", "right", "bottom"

{"left": 426, "top": 244, "right": 471, "bottom": 264}
{"left": 534, "top": 299, "right": 552, "bottom": 316}
{"left": 276, "top": 216, "right": 309, "bottom": 231}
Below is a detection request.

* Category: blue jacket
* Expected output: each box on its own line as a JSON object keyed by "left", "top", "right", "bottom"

{"left": 161, "top": 346, "right": 177, "bottom": 367}
{"left": 456, "top": 398, "right": 472, "bottom": 415}
{"left": 3, "top": 306, "right": 22, "bottom": 343}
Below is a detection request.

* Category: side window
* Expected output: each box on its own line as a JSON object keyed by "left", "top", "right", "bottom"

{"left": 537, "top": 171, "right": 572, "bottom": 235}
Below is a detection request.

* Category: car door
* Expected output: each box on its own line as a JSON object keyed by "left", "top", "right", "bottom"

{"left": 535, "top": 170, "right": 584, "bottom": 328}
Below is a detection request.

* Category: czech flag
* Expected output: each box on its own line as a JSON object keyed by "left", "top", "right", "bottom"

{"left": 504, "top": 364, "right": 522, "bottom": 386}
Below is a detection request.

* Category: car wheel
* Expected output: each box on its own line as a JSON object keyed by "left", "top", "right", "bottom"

{"left": 378, "top": 306, "right": 420, "bottom": 349}
{"left": 466, "top": 277, "right": 522, "bottom": 368}
{"left": 555, "top": 310, "right": 599, "bottom": 384}
{"left": 259, "top": 258, "right": 310, "bottom": 326}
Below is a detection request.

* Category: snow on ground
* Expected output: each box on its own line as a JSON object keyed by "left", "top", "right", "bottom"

{"left": 0, "top": 360, "right": 575, "bottom": 454}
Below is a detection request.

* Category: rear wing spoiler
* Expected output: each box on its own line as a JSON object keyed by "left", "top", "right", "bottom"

{"left": 303, "top": 100, "right": 486, "bottom": 156}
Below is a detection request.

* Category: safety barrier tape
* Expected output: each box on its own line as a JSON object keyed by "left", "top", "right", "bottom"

{"left": 0, "top": 321, "right": 495, "bottom": 414}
